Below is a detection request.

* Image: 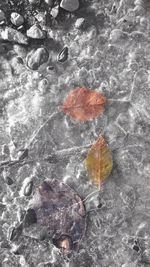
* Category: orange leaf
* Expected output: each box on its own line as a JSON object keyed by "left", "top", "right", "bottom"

{"left": 62, "top": 87, "right": 106, "bottom": 122}
{"left": 85, "top": 136, "right": 113, "bottom": 188}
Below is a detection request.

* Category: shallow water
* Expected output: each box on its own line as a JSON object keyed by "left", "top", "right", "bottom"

{"left": 0, "top": 0, "right": 150, "bottom": 266}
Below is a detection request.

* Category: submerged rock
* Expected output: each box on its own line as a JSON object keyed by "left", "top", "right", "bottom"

{"left": 26, "top": 24, "right": 46, "bottom": 39}
{"left": 24, "top": 181, "right": 33, "bottom": 196}
{"left": 60, "top": 0, "right": 79, "bottom": 12}
{"left": 50, "top": 5, "right": 59, "bottom": 18}
{"left": 29, "top": 0, "right": 40, "bottom": 4}
{"left": 75, "top": 18, "right": 85, "bottom": 29}
{"left": 10, "top": 12, "right": 24, "bottom": 26}
{"left": 0, "top": 27, "right": 28, "bottom": 44}
{"left": 57, "top": 47, "right": 68, "bottom": 62}
{"left": 0, "top": 10, "right": 5, "bottom": 22}
{"left": 44, "top": 0, "right": 54, "bottom": 5}
{"left": 26, "top": 47, "right": 49, "bottom": 70}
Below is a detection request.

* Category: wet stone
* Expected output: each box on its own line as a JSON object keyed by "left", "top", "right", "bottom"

{"left": 60, "top": 0, "right": 79, "bottom": 12}
{"left": 50, "top": 5, "right": 59, "bottom": 18}
{"left": 0, "top": 27, "right": 28, "bottom": 44}
{"left": 9, "top": 224, "right": 23, "bottom": 241}
{"left": 75, "top": 18, "right": 85, "bottom": 29}
{"left": 10, "top": 13, "right": 24, "bottom": 27}
{"left": 24, "top": 208, "right": 37, "bottom": 227}
{"left": 26, "top": 24, "right": 47, "bottom": 39}
{"left": 29, "top": 0, "right": 40, "bottom": 4}
{"left": 133, "top": 245, "right": 140, "bottom": 252}
{"left": 44, "top": 0, "right": 54, "bottom": 6}
{"left": 47, "top": 65, "right": 54, "bottom": 71}
{"left": 0, "top": 10, "right": 5, "bottom": 22}
{"left": 16, "top": 56, "right": 24, "bottom": 65}
{"left": 38, "top": 78, "right": 49, "bottom": 94}
{"left": 24, "top": 181, "right": 33, "bottom": 196}
{"left": 57, "top": 47, "right": 68, "bottom": 63}
{"left": 5, "top": 176, "right": 13, "bottom": 186}
{"left": 26, "top": 47, "right": 49, "bottom": 70}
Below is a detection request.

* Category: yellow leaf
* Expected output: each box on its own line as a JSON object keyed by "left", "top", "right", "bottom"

{"left": 85, "top": 137, "right": 113, "bottom": 188}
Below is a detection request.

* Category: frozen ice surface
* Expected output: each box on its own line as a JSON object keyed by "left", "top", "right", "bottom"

{"left": 0, "top": 0, "right": 150, "bottom": 266}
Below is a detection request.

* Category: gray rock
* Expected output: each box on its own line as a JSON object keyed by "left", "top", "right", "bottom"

{"left": 44, "top": 0, "right": 54, "bottom": 6}
{"left": 50, "top": 5, "right": 59, "bottom": 18}
{"left": 57, "top": 47, "right": 68, "bottom": 62}
{"left": 60, "top": 0, "right": 79, "bottom": 12}
{"left": 26, "top": 47, "right": 49, "bottom": 70}
{"left": 0, "top": 10, "right": 5, "bottom": 22}
{"left": 24, "top": 181, "right": 33, "bottom": 196}
{"left": 0, "top": 27, "right": 28, "bottom": 44}
{"left": 26, "top": 24, "right": 46, "bottom": 39}
{"left": 75, "top": 18, "right": 85, "bottom": 29}
{"left": 35, "top": 12, "right": 46, "bottom": 25}
{"left": 28, "top": 0, "right": 40, "bottom": 4}
{"left": 10, "top": 12, "right": 24, "bottom": 26}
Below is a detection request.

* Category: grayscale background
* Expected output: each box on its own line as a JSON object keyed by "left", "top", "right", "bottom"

{"left": 0, "top": 0, "right": 150, "bottom": 266}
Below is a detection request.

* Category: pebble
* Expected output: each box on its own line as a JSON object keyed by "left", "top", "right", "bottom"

{"left": 50, "top": 5, "right": 59, "bottom": 18}
{"left": 26, "top": 47, "right": 49, "bottom": 70}
{"left": 35, "top": 12, "right": 46, "bottom": 25}
{"left": 5, "top": 177, "right": 14, "bottom": 185}
{"left": 60, "top": 0, "right": 79, "bottom": 12}
{"left": 26, "top": 24, "right": 46, "bottom": 39}
{"left": 38, "top": 78, "right": 49, "bottom": 94}
{"left": 0, "top": 10, "right": 5, "bottom": 21}
{"left": 0, "top": 27, "right": 28, "bottom": 44}
{"left": 10, "top": 12, "right": 24, "bottom": 26}
{"left": 57, "top": 47, "right": 68, "bottom": 62}
{"left": 47, "top": 65, "right": 54, "bottom": 72}
{"left": 110, "top": 29, "right": 129, "bottom": 43}
{"left": 16, "top": 56, "right": 24, "bottom": 64}
{"left": 24, "top": 181, "right": 33, "bottom": 196}
{"left": 24, "top": 208, "right": 37, "bottom": 227}
{"left": 75, "top": 18, "right": 85, "bottom": 29}
{"left": 9, "top": 224, "right": 23, "bottom": 241}
{"left": 29, "top": 0, "right": 40, "bottom": 4}
{"left": 44, "top": 0, "right": 54, "bottom": 5}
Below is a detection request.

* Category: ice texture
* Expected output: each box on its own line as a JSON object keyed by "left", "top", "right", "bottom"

{"left": 0, "top": 0, "right": 150, "bottom": 266}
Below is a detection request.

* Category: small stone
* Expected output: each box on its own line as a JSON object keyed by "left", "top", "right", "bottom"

{"left": 16, "top": 56, "right": 24, "bottom": 65}
{"left": 10, "top": 12, "right": 24, "bottom": 26}
{"left": 24, "top": 181, "right": 33, "bottom": 196}
{"left": 75, "top": 18, "right": 85, "bottom": 29}
{"left": 9, "top": 224, "right": 23, "bottom": 241}
{"left": 5, "top": 177, "right": 13, "bottom": 185}
{"left": 0, "top": 10, "right": 5, "bottom": 22}
{"left": 47, "top": 65, "right": 54, "bottom": 71}
{"left": 35, "top": 12, "right": 46, "bottom": 25}
{"left": 133, "top": 245, "right": 140, "bottom": 252}
{"left": 57, "top": 47, "right": 68, "bottom": 62}
{"left": 26, "top": 47, "right": 49, "bottom": 70}
{"left": 60, "top": 0, "right": 79, "bottom": 12}
{"left": 0, "top": 27, "right": 28, "bottom": 44}
{"left": 24, "top": 208, "right": 37, "bottom": 227}
{"left": 26, "top": 24, "right": 46, "bottom": 39}
{"left": 29, "top": 0, "right": 40, "bottom": 4}
{"left": 0, "top": 20, "right": 5, "bottom": 26}
{"left": 44, "top": 0, "right": 54, "bottom": 6}
{"left": 50, "top": 5, "right": 59, "bottom": 18}
{"left": 38, "top": 78, "right": 49, "bottom": 94}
